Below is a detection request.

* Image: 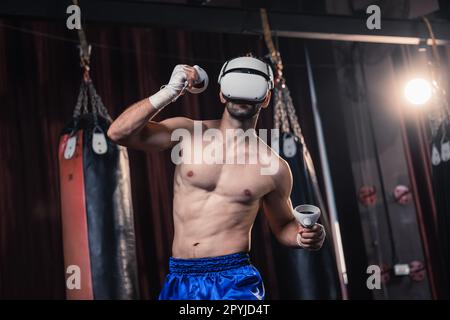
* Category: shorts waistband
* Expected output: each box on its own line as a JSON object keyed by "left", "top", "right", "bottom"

{"left": 169, "top": 252, "right": 250, "bottom": 274}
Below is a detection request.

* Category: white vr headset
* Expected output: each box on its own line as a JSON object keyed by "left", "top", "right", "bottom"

{"left": 218, "top": 57, "right": 274, "bottom": 104}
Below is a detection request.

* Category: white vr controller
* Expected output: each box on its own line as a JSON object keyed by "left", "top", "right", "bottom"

{"left": 187, "top": 65, "right": 209, "bottom": 94}
{"left": 292, "top": 204, "right": 321, "bottom": 228}
{"left": 218, "top": 56, "right": 274, "bottom": 104}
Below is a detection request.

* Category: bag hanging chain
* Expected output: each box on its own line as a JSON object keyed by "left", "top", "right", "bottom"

{"left": 71, "top": 0, "right": 112, "bottom": 124}
{"left": 260, "top": 8, "right": 304, "bottom": 144}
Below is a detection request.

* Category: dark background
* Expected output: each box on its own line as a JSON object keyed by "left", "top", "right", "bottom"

{"left": 0, "top": 18, "right": 333, "bottom": 299}
{"left": 2, "top": 0, "right": 450, "bottom": 300}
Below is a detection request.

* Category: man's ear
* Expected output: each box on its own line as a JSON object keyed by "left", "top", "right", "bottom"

{"left": 261, "top": 91, "right": 272, "bottom": 109}
{"left": 219, "top": 91, "right": 227, "bottom": 104}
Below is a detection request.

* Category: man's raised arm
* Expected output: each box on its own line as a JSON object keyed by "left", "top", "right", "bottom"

{"left": 107, "top": 65, "right": 205, "bottom": 151}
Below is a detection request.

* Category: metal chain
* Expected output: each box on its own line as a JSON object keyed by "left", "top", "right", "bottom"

{"left": 72, "top": 79, "right": 112, "bottom": 128}
{"left": 87, "top": 80, "right": 112, "bottom": 123}
{"left": 86, "top": 81, "right": 98, "bottom": 125}
{"left": 273, "top": 86, "right": 306, "bottom": 144}
{"left": 261, "top": 8, "right": 304, "bottom": 143}
{"left": 82, "top": 83, "right": 89, "bottom": 115}
{"left": 273, "top": 87, "right": 290, "bottom": 134}
{"left": 73, "top": 82, "right": 86, "bottom": 119}
{"left": 71, "top": 0, "right": 112, "bottom": 127}
{"left": 283, "top": 87, "right": 305, "bottom": 144}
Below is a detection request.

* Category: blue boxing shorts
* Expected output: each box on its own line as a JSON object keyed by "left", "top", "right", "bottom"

{"left": 158, "top": 252, "right": 265, "bottom": 300}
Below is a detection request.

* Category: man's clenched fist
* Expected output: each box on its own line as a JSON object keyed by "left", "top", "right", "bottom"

{"left": 297, "top": 223, "right": 325, "bottom": 251}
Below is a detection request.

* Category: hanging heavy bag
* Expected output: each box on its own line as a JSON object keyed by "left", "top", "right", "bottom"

{"left": 268, "top": 64, "right": 342, "bottom": 299}
{"left": 58, "top": 80, "right": 139, "bottom": 299}
{"left": 271, "top": 132, "right": 341, "bottom": 299}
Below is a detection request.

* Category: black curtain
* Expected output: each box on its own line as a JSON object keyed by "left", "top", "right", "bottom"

{"left": 0, "top": 18, "right": 324, "bottom": 299}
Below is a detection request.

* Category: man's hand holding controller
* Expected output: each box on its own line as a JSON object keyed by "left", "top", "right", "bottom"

{"left": 149, "top": 64, "right": 209, "bottom": 110}
{"left": 293, "top": 204, "right": 326, "bottom": 251}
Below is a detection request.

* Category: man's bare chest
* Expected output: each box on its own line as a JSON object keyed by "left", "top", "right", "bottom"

{"left": 175, "top": 162, "right": 273, "bottom": 202}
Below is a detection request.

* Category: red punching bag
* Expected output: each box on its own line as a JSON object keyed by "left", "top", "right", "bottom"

{"left": 58, "top": 80, "right": 139, "bottom": 299}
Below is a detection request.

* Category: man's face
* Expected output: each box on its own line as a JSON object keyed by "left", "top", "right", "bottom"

{"left": 225, "top": 101, "right": 261, "bottom": 120}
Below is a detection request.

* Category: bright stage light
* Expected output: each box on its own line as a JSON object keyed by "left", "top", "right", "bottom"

{"left": 404, "top": 78, "right": 432, "bottom": 105}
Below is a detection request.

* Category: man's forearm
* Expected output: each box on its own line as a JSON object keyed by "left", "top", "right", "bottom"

{"left": 107, "top": 98, "right": 157, "bottom": 142}
{"left": 277, "top": 218, "right": 302, "bottom": 248}
{"left": 108, "top": 64, "right": 196, "bottom": 143}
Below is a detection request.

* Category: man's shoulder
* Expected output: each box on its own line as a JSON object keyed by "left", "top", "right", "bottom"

{"left": 264, "top": 150, "right": 292, "bottom": 187}
{"left": 273, "top": 155, "right": 291, "bottom": 179}
{"left": 165, "top": 118, "right": 220, "bottom": 131}
{"left": 202, "top": 119, "right": 221, "bottom": 129}
{"left": 256, "top": 137, "right": 289, "bottom": 166}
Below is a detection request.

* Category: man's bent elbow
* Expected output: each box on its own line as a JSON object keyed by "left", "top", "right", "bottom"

{"left": 273, "top": 231, "right": 293, "bottom": 249}
{"left": 107, "top": 124, "right": 127, "bottom": 145}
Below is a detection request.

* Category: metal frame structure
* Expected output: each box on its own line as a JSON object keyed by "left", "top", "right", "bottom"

{"left": 1, "top": 0, "right": 449, "bottom": 45}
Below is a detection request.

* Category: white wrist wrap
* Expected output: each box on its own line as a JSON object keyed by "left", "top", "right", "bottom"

{"left": 148, "top": 87, "right": 178, "bottom": 110}
{"left": 149, "top": 64, "right": 188, "bottom": 110}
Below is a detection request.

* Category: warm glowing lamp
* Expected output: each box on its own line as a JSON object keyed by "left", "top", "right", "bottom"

{"left": 404, "top": 78, "right": 432, "bottom": 105}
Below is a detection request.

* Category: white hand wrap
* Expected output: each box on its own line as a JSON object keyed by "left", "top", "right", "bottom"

{"left": 149, "top": 64, "right": 188, "bottom": 110}
{"left": 148, "top": 64, "right": 209, "bottom": 110}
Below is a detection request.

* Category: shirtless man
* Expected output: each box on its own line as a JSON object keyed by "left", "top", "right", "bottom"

{"left": 107, "top": 57, "right": 325, "bottom": 300}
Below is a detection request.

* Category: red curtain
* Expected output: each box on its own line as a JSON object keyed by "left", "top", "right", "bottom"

{"left": 0, "top": 18, "right": 317, "bottom": 299}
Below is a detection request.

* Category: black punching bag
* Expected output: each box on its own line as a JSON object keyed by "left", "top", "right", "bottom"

{"left": 271, "top": 133, "right": 341, "bottom": 299}
{"left": 270, "top": 75, "right": 341, "bottom": 299}
{"left": 58, "top": 81, "right": 139, "bottom": 299}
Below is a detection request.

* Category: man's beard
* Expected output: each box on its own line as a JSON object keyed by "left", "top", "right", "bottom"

{"left": 226, "top": 101, "right": 261, "bottom": 120}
